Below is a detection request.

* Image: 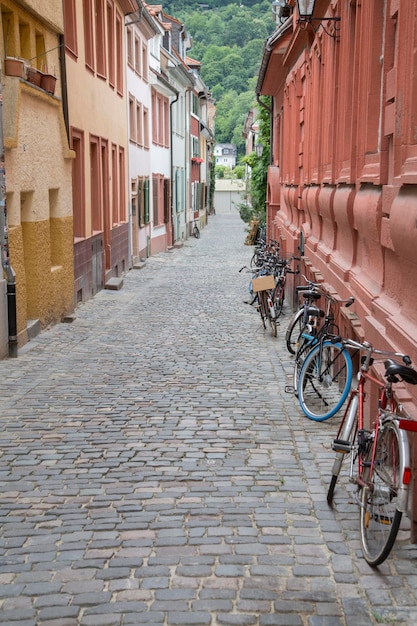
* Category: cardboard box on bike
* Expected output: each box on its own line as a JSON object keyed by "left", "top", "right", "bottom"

{"left": 252, "top": 275, "right": 275, "bottom": 292}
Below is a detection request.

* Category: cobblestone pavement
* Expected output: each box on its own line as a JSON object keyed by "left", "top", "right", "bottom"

{"left": 1, "top": 211, "right": 417, "bottom": 626}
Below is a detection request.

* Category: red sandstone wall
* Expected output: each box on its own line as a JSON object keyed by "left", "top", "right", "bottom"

{"left": 260, "top": 0, "right": 417, "bottom": 535}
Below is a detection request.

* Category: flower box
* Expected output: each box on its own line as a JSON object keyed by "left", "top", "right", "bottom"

{"left": 26, "top": 66, "right": 42, "bottom": 87}
{"left": 40, "top": 73, "right": 56, "bottom": 95}
{"left": 4, "top": 57, "right": 25, "bottom": 78}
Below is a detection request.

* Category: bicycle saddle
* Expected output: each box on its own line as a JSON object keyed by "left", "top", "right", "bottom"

{"left": 302, "top": 291, "right": 321, "bottom": 301}
{"left": 306, "top": 306, "right": 325, "bottom": 317}
{"left": 384, "top": 359, "right": 417, "bottom": 385}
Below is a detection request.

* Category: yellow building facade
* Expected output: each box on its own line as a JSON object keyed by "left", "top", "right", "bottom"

{"left": 1, "top": 0, "right": 74, "bottom": 350}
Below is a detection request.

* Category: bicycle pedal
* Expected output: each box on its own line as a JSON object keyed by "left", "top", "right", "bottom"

{"left": 332, "top": 439, "right": 351, "bottom": 453}
{"left": 284, "top": 385, "right": 295, "bottom": 394}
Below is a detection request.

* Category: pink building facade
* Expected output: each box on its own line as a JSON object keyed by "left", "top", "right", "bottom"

{"left": 257, "top": 0, "right": 417, "bottom": 533}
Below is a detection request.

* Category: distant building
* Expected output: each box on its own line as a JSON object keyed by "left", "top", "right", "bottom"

{"left": 214, "top": 144, "right": 237, "bottom": 169}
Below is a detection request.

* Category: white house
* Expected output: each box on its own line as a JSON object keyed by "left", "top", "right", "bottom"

{"left": 126, "top": 6, "right": 160, "bottom": 262}
{"left": 214, "top": 143, "right": 237, "bottom": 169}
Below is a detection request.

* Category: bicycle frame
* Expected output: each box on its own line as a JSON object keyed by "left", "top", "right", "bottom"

{"left": 350, "top": 369, "right": 395, "bottom": 488}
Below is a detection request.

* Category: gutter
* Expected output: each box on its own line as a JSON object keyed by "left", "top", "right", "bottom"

{"left": 255, "top": 17, "right": 293, "bottom": 98}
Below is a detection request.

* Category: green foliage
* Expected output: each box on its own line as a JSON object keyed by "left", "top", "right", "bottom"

{"left": 238, "top": 97, "right": 271, "bottom": 225}
{"left": 165, "top": 1, "right": 275, "bottom": 158}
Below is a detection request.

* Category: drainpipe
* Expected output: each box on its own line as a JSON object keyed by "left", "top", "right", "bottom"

{"left": 0, "top": 68, "right": 18, "bottom": 357}
{"left": 170, "top": 90, "right": 179, "bottom": 247}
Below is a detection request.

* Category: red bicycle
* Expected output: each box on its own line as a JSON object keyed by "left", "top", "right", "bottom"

{"left": 327, "top": 337, "right": 417, "bottom": 566}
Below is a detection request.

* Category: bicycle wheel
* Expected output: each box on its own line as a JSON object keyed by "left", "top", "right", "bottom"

{"left": 327, "top": 393, "right": 358, "bottom": 503}
{"left": 257, "top": 291, "right": 267, "bottom": 329}
{"left": 292, "top": 328, "right": 315, "bottom": 394}
{"left": 359, "top": 420, "right": 404, "bottom": 567}
{"left": 285, "top": 307, "right": 304, "bottom": 354}
{"left": 267, "top": 292, "right": 278, "bottom": 337}
{"left": 193, "top": 226, "right": 200, "bottom": 239}
{"left": 274, "top": 285, "right": 285, "bottom": 319}
{"left": 297, "top": 341, "right": 353, "bottom": 421}
{"left": 250, "top": 252, "right": 259, "bottom": 268}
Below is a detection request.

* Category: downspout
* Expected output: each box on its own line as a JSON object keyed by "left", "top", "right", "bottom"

{"left": 0, "top": 68, "right": 18, "bottom": 357}
{"left": 170, "top": 90, "right": 179, "bottom": 247}
{"left": 59, "top": 34, "right": 70, "bottom": 141}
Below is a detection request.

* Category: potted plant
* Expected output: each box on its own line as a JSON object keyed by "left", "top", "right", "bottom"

{"left": 26, "top": 65, "right": 42, "bottom": 87}
{"left": 4, "top": 56, "right": 25, "bottom": 77}
{"left": 40, "top": 71, "right": 56, "bottom": 95}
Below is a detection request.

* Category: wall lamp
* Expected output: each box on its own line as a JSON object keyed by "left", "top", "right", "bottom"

{"left": 255, "top": 143, "right": 264, "bottom": 158}
{"left": 296, "top": 0, "right": 340, "bottom": 38}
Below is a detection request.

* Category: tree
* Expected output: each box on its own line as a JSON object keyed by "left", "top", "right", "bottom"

{"left": 237, "top": 96, "right": 271, "bottom": 225}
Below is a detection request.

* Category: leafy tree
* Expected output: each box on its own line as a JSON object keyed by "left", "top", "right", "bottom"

{"left": 165, "top": 1, "right": 275, "bottom": 157}
{"left": 237, "top": 96, "right": 271, "bottom": 225}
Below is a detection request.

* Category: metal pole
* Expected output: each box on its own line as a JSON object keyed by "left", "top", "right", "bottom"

{"left": 0, "top": 67, "right": 18, "bottom": 357}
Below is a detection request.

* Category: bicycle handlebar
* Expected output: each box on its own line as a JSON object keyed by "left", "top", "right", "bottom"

{"left": 338, "top": 336, "right": 412, "bottom": 365}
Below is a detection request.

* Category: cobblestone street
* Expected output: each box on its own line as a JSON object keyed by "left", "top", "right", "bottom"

{"left": 1, "top": 211, "right": 417, "bottom": 626}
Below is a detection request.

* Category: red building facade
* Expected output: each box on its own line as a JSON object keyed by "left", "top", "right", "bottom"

{"left": 257, "top": 0, "right": 417, "bottom": 532}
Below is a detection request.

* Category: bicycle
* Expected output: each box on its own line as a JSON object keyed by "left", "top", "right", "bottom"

{"left": 326, "top": 337, "right": 417, "bottom": 566}
{"left": 251, "top": 272, "right": 278, "bottom": 337}
{"left": 287, "top": 292, "right": 355, "bottom": 420}
{"left": 192, "top": 221, "right": 200, "bottom": 238}
{"left": 270, "top": 256, "right": 300, "bottom": 320}
{"left": 285, "top": 276, "right": 322, "bottom": 354}
{"left": 251, "top": 238, "right": 280, "bottom": 269}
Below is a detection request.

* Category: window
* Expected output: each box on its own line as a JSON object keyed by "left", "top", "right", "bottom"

{"left": 71, "top": 129, "right": 85, "bottom": 238}
{"left": 135, "top": 35, "right": 141, "bottom": 75}
{"left": 153, "top": 174, "right": 164, "bottom": 226}
{"left": 107, "top": 0, "right": 115, "bottom": 86}
{"left": 142, "top": 42, "right": 148, "bottom": 81}
{"left": 136, "top": 101, "right": 143, "bottom": 146}
{"left": 115, "top": 11, "right": 123, "bottom": 94}
{"left": 127, "top": 27, "right": 133, "bottom": 67}
{"left": 90, "top": 136, "right": 101, "bottom": 232}
{"left": 119, "top": 147, "right": 126, "bottom": 222}
{"left": 35, "top": 30, "right": 46, "bottom": 70}
{"left": 152, "top": 90, "right": 170, "bottom": 147}
{"left": 19, "top": 21, "right": 30, "bottom": 60}
{"left": 112, "top": 144, "right": 118, "bottom": 225}
{"left": 83, "top": 0, "right": 94, "bottom": 70}
{"left": 101, "top": 140, "right": 109, "bottom": 238}
{"left": 143, "top": 107, "right": 149, "bottom": 149}
{"left": 95, "top": 0, "right": 106, "bottom": 77}
{"left": 63, "top": 0, "right": 78, "bottom": 57}
{"left": 129, "top": 96, "right": 135, "bottom": 142}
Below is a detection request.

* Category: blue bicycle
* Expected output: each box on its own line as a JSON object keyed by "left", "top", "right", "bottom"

{"left": 290, "top": 292, "right": 356, "bottom": 421}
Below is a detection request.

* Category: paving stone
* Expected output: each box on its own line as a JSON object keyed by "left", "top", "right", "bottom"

{"left": 0, "top": 212, "right": 415, "bottom": 626}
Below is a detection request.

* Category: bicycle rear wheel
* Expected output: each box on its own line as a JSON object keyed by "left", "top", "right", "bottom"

{"left": 285, "top": 307, "right": 304, "bottom": 354}
{"left": 297, "top": 341, "right": 352, "bottom": 421}
{"left": 359, "top": 420, "right": 404, "bottom": 567}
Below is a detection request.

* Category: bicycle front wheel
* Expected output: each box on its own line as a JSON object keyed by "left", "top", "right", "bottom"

{"left": 297, "top": 341, "right": 352, "bottom": 421}
{"left": 359, "top": 420, "right": 404, "bottom": 567}
{"left": 327, "top": 393, "right": 358, "bottom": 503}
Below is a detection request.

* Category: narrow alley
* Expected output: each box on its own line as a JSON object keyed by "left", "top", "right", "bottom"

{"left": 0, "top": 211, "right": 416, "bottom": 626}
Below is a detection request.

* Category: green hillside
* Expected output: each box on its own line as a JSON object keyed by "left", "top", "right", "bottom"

{"left": 165, "top": 1, "right": 275, "bottom": 158}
